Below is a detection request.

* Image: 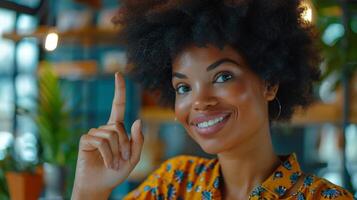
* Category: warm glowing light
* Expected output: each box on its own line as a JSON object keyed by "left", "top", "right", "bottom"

{"left": 302, "top": 5, "right": 313, "bottom": 23}
{"left": 301, "top": 1, "right": 314, "bottom": 23}
{"left": 44, "top": 32, "right": 59, "bottom": 51}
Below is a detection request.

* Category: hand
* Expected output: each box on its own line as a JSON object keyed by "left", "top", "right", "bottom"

{"left": 72, "top": 73, "right": 144, "bottom": 199}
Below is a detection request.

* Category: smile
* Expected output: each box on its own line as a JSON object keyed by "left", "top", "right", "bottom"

{"left": 192, "top": 113, "right": 231, "bottom": 137}
{"left": 196, "top": 116, "right": 225, "bottom": 128}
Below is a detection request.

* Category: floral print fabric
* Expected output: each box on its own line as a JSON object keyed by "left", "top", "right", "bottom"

{"left": 124, "top": 154, "right": 354, "bottom": 199}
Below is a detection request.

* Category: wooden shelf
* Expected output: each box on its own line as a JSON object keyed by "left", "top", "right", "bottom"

{"left": 291, "top": 102, "right": 342, "bottom": 125}
{"left": 140, "top": 106, "right": 175, "bottom": 123}
{"left": 292, "top": 76, "right": 357, "bottom": 125}
{"left": 2, "top": 26, "right": 122, "bottom": 45}
{"left": 36, "top": 60, "right": 132, "bottom": 83}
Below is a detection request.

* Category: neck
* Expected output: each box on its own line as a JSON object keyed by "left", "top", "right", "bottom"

{"left": 217, "top": 122, "right": 280, "bottom": 200}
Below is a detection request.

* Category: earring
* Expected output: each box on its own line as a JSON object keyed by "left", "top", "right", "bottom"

{"left": 274, "top": 97, "right": 282, "bottom": 120}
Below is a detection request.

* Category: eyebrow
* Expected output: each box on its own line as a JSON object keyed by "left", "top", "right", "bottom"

{"left": 207, "top": 58, "right": 240, "bottom": 71}
{"left": 172, "top": 58, "right": 240, "bottom": 79}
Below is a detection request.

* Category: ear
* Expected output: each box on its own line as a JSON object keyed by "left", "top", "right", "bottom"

{"left": 264, "top": 82, "right": 279, "bottom": 101}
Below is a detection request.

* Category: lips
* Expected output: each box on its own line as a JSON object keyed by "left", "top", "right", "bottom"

{"left": 190, "top": 112, "right": 231, "bottom": 137}
{"left": 190, "top": 112, "right": 231, "bottom": 125}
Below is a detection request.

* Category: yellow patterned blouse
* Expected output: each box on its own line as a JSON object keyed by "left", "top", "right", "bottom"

{"left": 124, "top": 154, "right": 354, "bottom": 200}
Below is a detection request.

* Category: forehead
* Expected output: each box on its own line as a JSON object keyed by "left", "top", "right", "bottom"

{"left": 172, "top": 44, "right": 246, "bottom": 71}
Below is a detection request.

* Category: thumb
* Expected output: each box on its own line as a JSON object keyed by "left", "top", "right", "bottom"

{"left": 129, "top": 119, "right": 144, "bottom": 165}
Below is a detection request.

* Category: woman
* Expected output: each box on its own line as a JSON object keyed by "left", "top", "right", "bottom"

{"left": 72, "top": 0, "right": 354, "bottom": 199}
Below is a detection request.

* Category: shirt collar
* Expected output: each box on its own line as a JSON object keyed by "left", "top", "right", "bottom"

{"left": 250, "top": 153, "right": 303, "bottom": 199}
{"left": 207, "top": 153, "right": 303, "bottom": 199}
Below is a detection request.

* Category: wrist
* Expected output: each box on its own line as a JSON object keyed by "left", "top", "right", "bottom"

{"left": 71, "top": 184, "right": 112, "bottom": 200}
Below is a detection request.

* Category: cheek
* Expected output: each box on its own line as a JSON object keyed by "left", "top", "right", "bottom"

{"left": 174, "top": 96, "right": 191, "bottom": 125}
{"left": 217, "top": 80, "right": 250, "bottom": 104}
{"left": 175, "top": 98, "right": 198, "bottom": 139}
{"left": 218, "top": 80, "right": 266, "bottom": 120}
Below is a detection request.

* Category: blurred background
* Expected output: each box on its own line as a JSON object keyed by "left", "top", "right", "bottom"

{"left": 0, "top": 0, "right": 356, "bottom": 199}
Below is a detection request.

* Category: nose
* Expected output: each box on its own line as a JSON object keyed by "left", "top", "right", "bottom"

{"left": 192, "top": 89, "right": 218, "bottom": 111}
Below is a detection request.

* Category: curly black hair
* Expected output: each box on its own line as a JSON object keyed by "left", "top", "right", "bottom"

{"left": 114, "top": 0, "right": 321, "bottom": 121}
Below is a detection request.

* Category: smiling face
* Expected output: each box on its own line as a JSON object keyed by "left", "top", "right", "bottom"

{"left": 172, "top": 45, "right": 278, "bottom": 155}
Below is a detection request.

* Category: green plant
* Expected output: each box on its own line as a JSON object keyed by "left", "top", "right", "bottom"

{"left": 0, "top": 165, "right": 9, "bottom": 200}
{"left": 313, "top": 0, "right": 357, "bottom": 86}
{"left": 0, "top": 148, "right": 37, "bottom": 173}
{"left": 36, "top": 63, "right": 75, "bottom": 166}
{"left": 36, "top": 63, "right": 84, "bottom": 198}
{"left": 312, "top": 0, "right": 357, "bottom": 193}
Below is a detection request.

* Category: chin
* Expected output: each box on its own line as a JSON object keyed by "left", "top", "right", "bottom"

{"left": 202, "top": 148, "right": 221, "bottom": 155}
{"left": 197, "top": 141, "right": 226, "bottom": 155}
{"left": 185, "top": 127, "right": 231, "bottom": 155}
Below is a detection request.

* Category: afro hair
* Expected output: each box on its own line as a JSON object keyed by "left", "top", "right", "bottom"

{"left": 114, "top": 0, "right": 321, "bottom": 121}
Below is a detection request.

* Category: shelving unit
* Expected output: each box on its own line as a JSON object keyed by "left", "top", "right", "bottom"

{"left": 3, "top": 25, "right": 122, "bottom": 45}
{"left": 292, "top": 81, "right": 357, "bottom": 125}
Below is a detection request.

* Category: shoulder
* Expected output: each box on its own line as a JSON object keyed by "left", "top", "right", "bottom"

{"left": 300, "top": 174, "right": 354, "bottom": 200}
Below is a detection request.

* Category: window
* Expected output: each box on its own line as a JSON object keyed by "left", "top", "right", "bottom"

{"left": 0, "top": 7, "right": 39, "bottom": 163}
{"left": 12, "top": 0, "right": 42, "bottom": 9}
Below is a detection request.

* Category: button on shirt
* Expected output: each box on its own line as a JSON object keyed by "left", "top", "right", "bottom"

{"left": 124, "top": 154, "right": 354, "bottom": 199}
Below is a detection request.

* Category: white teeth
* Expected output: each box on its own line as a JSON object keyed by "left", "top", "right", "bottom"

{"left": 197, "top": 116, "right": 224, "bottom": 128}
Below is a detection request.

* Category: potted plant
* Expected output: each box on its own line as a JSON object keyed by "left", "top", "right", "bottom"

{"left": 0, "top": 147, "right": 43, "bottom": 200}
{"left": 35, "top": 63, "right": 80, "bottom": 199}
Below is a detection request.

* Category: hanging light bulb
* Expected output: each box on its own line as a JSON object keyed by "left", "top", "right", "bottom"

{"left": 300, "top": 0, "right": 315, "bottom": 24}
{"left": 44, "top": 32, "right": 59, "bottom": 51}
{"left": 302, "top": 4, "right": 313, "bottom": 22}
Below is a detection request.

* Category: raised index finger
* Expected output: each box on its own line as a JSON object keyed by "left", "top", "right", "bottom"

{"left": 108, "top": 72, "right": 126, "bottom": 124}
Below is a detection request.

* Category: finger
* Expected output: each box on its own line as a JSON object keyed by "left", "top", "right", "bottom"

{"left": 108, "top": 72, "right": 126, "bottom": 124}
{"left": 80, "top": 134, "right": 114, "bottom": 169}
{"left": 115, "top": 123, "right": 131, "bottom": 161}
{"left": 129, "top": 119, "right": 144, "bottom": 165}
{"left": 100, "top": 123, "right": 130, "bottom": 162}
{"left": 89, "top": 128, "right": 120, "bottom": 169}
